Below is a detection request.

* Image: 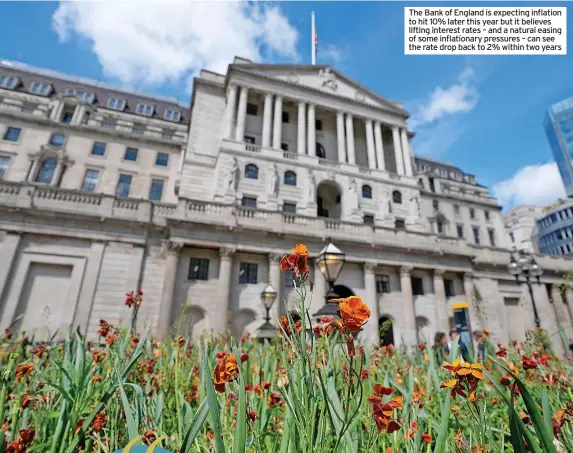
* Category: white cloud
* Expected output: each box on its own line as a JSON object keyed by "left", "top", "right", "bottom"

{"left": 492, "top": 162, "right": 567, "bottom": 209}
{"left": 410, "top": 66, "right": 479, "bottom": 128}
{"left": 52, "top": 1, "right": 300, "bottom": 87}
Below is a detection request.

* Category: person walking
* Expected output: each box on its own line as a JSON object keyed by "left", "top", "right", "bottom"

{"left": 449, "top": 329, "right": 470, "bottom": 362}
{"left": 433, "top": 331, "right": 448, "bottom": 364}
{"left": 473, "top": 329, "right": 495, "bottom": 362}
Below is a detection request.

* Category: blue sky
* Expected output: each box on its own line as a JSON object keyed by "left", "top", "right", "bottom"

{"left": 1, "top": 1, "right": 572, "bottom": 210}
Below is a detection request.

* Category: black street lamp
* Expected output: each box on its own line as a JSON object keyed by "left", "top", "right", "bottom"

{"left": 257, "top": 284, "right": 278, "bottom": 341}
{"left": 508, "top": 250, "right": 544, "bottom": 328}
{"left": 313, "top": 239, "right": 346, "bottom": 318}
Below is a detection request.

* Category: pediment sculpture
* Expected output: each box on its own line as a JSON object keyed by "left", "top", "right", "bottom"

{"left": 318, "top": 68, "right": 338, "bottom": 92}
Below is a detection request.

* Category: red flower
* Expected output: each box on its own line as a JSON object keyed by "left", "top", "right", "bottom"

{"left": 422, "top": 433, "right": 433, "bottom": 443}
{"left": 522, "top": 356, "right": 537, "bottom": 370}
{"left": 346, "top": 337, "right": 356, "bottom": 358}
{"left": 280, "top": 244, "right": 310, "bottom": 279}
{"left": 213, "top": 352, "right": 249, "bottom": 393}
{"left": 418, "top": 342, "right": 427, "bottom": 352}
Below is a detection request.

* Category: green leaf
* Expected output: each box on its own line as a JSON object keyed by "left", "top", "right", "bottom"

{"left": 508, "top": 399, "right": 528, "bottom": 453}
{"left": 116, "top": 371, "right": 139, "bottom": 440}
{"left": 204, "top": 348, "right": 225, "bottom": 453}
{"left": 432, "top": 393, "right": 450, "bottom": 453}
{"left": 180, "top": 397, "right": 210, "bottom": 453}
{"left": 232, "top": 344, "right": 247, "bottom": 453}
{"left": 542, "top": 387, "right": 553, "bottom": 437}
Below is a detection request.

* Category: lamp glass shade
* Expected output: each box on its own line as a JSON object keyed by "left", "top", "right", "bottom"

{"left": 317, "top": 242, "right": 346, "bottom": 283}
{"left": 529, "top": 262, "right": 543, "bottom": 278}
{"left": 517, "top": 253, "right": 530, "bottom": 271}
{"left": 260, "top": 284, "right": 278, "bottom": 310}
{"left": 507, "top": 257, "right": 520, "bottom": 276}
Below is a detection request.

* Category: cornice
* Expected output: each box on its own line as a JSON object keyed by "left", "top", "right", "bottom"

{"left": 228, "top": 67, "right": 409, "bottom": 129}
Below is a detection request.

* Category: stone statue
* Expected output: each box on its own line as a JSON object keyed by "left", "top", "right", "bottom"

{"left": 269, "top": 164, "right": 279, "bottom": 196}
{"left": 308, "top": 170, "right": 316, "bottom": 204}
{"left": 410, "top": 196, "right": 421, "bottom": 218}
{"left": 227, "top": 157, "right": 239, "bottom": 193}
{"left": 319, "top": 68, "right": 338, "bottom": 91}
{"left": 348, "top": 178, "right": 360, "bottom": 211}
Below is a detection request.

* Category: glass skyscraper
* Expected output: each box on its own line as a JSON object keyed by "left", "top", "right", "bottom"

{"left": 544, "top": 96, "right": 573, "bottom": 198}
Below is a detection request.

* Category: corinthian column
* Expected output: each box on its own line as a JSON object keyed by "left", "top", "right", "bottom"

{"left": 392, "top": 126, "right": 404, "bottom": 175}
{"left": 363, "top": 263, "right": 380, "bottom": 346}
{"left": 336, "top": 111, "right": 346, "bottom": 163}
{"left": 297, "top": 102, "right": 306, "bottom": 154}
{"left": 307, "top": 104, "right": 316, "bottom": 156}
{"left": 269, "top": 253, "right": 284, "bottom": 317}
{"left": 365, "top": 119, "right": 376, "bottom": 170}
{"left": 272, "top": 95, "right": 283, "bottom": 149}
{"left": 433, "top": 270, "right": 450, "bottom": 333}
{"left": 215, "top": 248, "right": 234, "bottom": 334}
{"left": 262, "top": 93, "right": 273, "bottom": 147}
{"left": 234, "top": 86, "right": 249, "bottom": 142}
{"left": 345, "top": 114, "right": 356, "bottom": 165}
{"left": 401, "top": 128, "right": 413, "bottom": 177}
{"left": 157, "top": 240, "right": 183, "bottom": 338}
{"left": 463, "top": 272, "right": 482, "bottom": 331}
{"left": 374, "top": 122, "right": 385, "bottom": 170}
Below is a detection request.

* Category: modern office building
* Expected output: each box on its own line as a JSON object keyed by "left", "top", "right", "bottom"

{"left": 534, "top": 198, "right": 573, "bottom": 257}
{"left": 544, "top": 96, "right": 573, "bottom": 198}
{"left": 1, "top": 58, "right": 573, "bottom": 354}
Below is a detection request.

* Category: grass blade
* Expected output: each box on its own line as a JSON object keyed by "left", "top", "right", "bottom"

{"left": 180, "top": 397, "right": 210, "bottom": 453}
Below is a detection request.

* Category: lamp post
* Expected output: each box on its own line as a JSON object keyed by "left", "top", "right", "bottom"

{"left": 257, "top": 284, "right": 278, "bottom": 341}
{"left": 313, "top": 239, "right": 346, "bottom": 318}
{"left": 507, "top": 250, "right": 543, "bottom": 328}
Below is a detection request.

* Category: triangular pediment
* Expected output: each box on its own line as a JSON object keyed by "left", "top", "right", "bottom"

{"left": 232, "top": 64, "right": 407, "bottom": 116}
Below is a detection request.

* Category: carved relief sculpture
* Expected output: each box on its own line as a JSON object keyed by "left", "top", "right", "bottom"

{"left": 318, "top": 68, "right": 338, "bottom": 92}
{"left": 268, "top": 163, "right": 279, "bottom": 197}
{"left": 308, "top": 170, "right": 316, "bottom": 205}
{"left": 409, "top": 196, "right": 421, "bottom": 218}
{"left": 348, "top": 178, "right": 360, "bottom": 212}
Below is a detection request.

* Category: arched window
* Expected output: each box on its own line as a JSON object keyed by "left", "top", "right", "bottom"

{"left": 316, "top": 142, "right": 326, "bottom": 158}
{"left": 284, "top": 170, "right": 297, "bottom": 186}
{"left": 362, "top": 185, "right": 372, "bottom": 199}
{"left": 35, "top": 158, "right": 58, "bottom": 184}
{"left": 244, "top": 164, "right": 258, "bottom": 180}
{"left": 49, "top": 134, "right": 65, "bottom": 147}
{"left": 392, "top": 190, "right": 402, "bottom": 204}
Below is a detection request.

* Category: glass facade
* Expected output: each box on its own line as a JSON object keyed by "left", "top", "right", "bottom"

{"left": 544, "top": 96, "right": 573, "bottom": 198}
{"left": 536, "top": 200, "right": 573, "bottom": 257}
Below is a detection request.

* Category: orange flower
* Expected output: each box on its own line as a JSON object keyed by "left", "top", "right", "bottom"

{"left": 422, "top": 433, "right": 432, "bottom": 443}
{"left": 368, "top": 384, "right": 402, "bottom": 434}
{"left": 441, "top": 359, "right": 485, "bottom": 400}
{"left": 522, "top": 356, "right": 537, "bottom": 370}
{"left": 213, "top": 352, "right": 249, "bottom": 393}
{"left": 280, "top": 244, "right": 310, "bottom": 279}
{"left": 331, "top": 296, "right": 371, "bottom": 332}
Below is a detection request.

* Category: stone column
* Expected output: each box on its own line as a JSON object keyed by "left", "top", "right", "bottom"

{"left": 156, "top": 241, "right": 183, "bottom": 338}
{"left": 272, "top": 95, "right": 283, "bottom": 149}
{"left": 311, "top": 259, "right": 326, "bottom": 315}
{"left": 269, "top": 253, "right": 283, "bottom": 318}
{"left": 363, "top": 263, "right": 380, "bottom": 346}
{"left": 51, "top": 161, "right": 65, "bottom": 186}
{"left": 433, "top": 270, "right": 450, "bottom": 333}
{"left": 234, "top": 86, "right": 249, "bottom": 142}
{"left": 565, "top": 287, "right": 573, "bottom": 340}
{"left": 262, "top": 93, "right": 273, "bottom": 147}
{"left": 223, "top": 84, "right": 238, "bottom": 139}
{"left": 0, "top": 232, "right": 21, "bottom": 304}
{"left": 365, "top": 119, "right": 376, "bottom": 170}
{"left": 215, "top": 248, "right": 234, "bottom": 335}
{"left": 28, "top": 159, "right": 40, "bottom": 182}
{"left": 392, "top": 127, "right": 404, "bottom": 175}
{"left": 307, "top": 104, "right": 316, "bottom": 157}
{"left": 401, "top": 128, "right": 413, "bottom": 177}
{"left": 345, "top": 114, "right": 356, "bottom": 165}
{"left": 374, "top": 122, "right": 385, "bottom": 170}
{"left": 552, "top": 285, "right": 573, "bottom": 341}
{"left": 297, "top": 102, "right": 306, "bottom": 154}
{"left": 336, "top": 111, "right": 346, "bottom": 163}
{"left": 400, "top": 266, "right": 417, "bottom": 346}
{"left": 463, "top": 272, "right": 482, "bottom": 331}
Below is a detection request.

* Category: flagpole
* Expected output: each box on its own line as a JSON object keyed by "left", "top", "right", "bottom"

{"left": 311, "top": 10, "right": 316, "bottom": 65}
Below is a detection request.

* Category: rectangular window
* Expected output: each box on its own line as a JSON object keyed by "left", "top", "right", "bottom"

{"left": 21, "top": 105, "right": 34, "bottom": 114}
{"left": 484, "top": 211, "right": 490, "bottom": 221}
{"left": 411, "top": 277, "right": 424, "bottom": 295}
{"left": 0, "top": 75, "right": 18, "bottom": 89}
{"left": 488, "top": 229, "right": 496, "bottom": 247}
{"left": 116, "top": 174, "right": 132, "bottom": 197}
{"left": 132, "top": 125, "right": 145, "bottom": 135}
{"left": 246, "top": 103, "right": 258, "bottom": 116}
{"left": 155, "top": 153, "right": 169, "bottom": 166}
{"left": 244, "top": 135, "right": 255, "bottom": 144}
{"left": 281, "top": 143, "right": 288, "bottom": 151}
{"left": 136, "top": 104, "right": 154, "bottom": 116}
{"left": 283, "top": 202, "right": 297, "bottom": 213}
{"left": 436, "top": 221, "right": 443, "bottom": 234}
{"left": 242, "top": 196, "right": 257, "bottom": 208}
{"left": 188, "top": 258, "right": 209, "bottom": 280}
{"left": 91, "top": 142, "right": 106, "bottom": 156}
{"left": 161, "top": 131, "right": 173, "bottom": 140}
{"left": 473, "top": 227, "right": 480, "bottom": 245}
{"left": 30, "top": 82, "right": 51, "bottom": 95}
{"left": 124, "top": 147, "right": 138, "bottom": 161}
{"left": 315, "top": 119, "right": 323, "bottom": 131}
{"left": 457, "top": 225, "right": 464, "bottom": 238}
{"left": 107, "top": 98, "right": 125, "bottom": 110}
{"left": 364, "top": 214, "right": 375, "bottom": 226}
{"left": 3, "top": 127, "right": 21, "bottom": 142}
{"left": 62, "top": 111, "right": 74, "bottom": 124}
{"left": 454, "top": 204, "right": 460, "bottom": 216}
{"left": 0, "top": 156, "right": 10, "bottom": 178}
{"left": 444, "top": 279, "right": 455, "bottom": 298}
{"left": 81, "top": 169, "right": 99, "bottom": 193}
{"left": 395, "top": 219, "right": 406, "bottom": 230}
{"left": 239, "top": 262, "right": 258, "bottom": 284}
{"left": 432, "top": 200, "right": 439, "bottom": 211}
{"left": 149, "top": 179, "right": 164, "bottom": 201}
{"left": 50, "top": 134, "right": 65, "bottom": 147}
{"left": 375, "top": 275, "right": 391, "bottom": 294}
{"left": 164, "top": 110, "right": 181, "bottom": 122}
{"left": 469, "top": 208, "right": 475, "bottom": 219}
{"left": 282, "top": 111, "right": 289, "bottom": 123}
{"left": 102, "top": 122, "right": 116, "bottom": 129}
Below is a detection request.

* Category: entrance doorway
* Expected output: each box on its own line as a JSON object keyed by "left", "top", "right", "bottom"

{"left": 317, "top": 181, "right": 341, "bottom": 219}
{"left": 379, "top": 316, "right": 394, "bottom": 346}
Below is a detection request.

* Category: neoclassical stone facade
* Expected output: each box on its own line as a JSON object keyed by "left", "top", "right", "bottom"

{"left": 1, "top": 58, "right": 572, "bottom": 354}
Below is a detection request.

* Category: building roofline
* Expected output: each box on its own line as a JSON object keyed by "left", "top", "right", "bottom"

{"left": 0, "top": 59, "right": 190, "bottom": 109}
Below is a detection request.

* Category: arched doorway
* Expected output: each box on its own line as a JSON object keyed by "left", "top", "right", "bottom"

{"left": 379, "top": 316, "right": 394, "bottom": 346}
{"left": 332, "top": 285, "right": 354, "bottom": 298}
{"left": 317, "top": 181, "right": 341, "bottom": 220}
